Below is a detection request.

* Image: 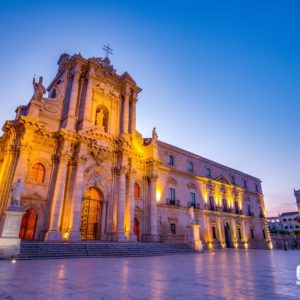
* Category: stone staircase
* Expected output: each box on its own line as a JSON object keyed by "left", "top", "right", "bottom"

{"left": 18, "top": 241, "right": 198, "bottom": 259}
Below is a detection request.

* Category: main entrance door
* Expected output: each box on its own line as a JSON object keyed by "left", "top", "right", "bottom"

{"left": 80, "top": 188, "right": 102, "bottom": 240}
{"left": 134, "top": 217, "right": 140, "bottom": 241}
{"left": 224, "top": 222, "right": 233, "bottom": 248}
{"left": 19, "top": 208, "right": 38, "bottom": 240}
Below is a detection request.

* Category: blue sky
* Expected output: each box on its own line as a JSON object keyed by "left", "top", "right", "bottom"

{"left": 0, "top": 0, "right": 299, "bottom": 216}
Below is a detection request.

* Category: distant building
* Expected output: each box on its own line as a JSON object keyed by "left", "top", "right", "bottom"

{"left": 294, "top": 189, "right": 300, "bottom": 216}
{"left": 279, "top": 212, "right": 299, "bottom": 232}
{"left": 267, "top": 217, "right": 282, "bottom": 231}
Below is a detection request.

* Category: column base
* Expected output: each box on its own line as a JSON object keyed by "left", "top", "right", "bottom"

{"left": 126, "top": 232, "right": 137, "bottom": 242}
{"left": 45, "top": 230, "right": 62, "bottom": 241}
{"left": 0, "top": 238, "right": 21, "bottom": 258}
{"left": 114, "top": 231, "right": 127, "bottom": 242}
{"left": 68, "top": 231, "right": 82, "bottom": 241}
{"left": 149, "top": 234, "right": 160, "bottom": 242}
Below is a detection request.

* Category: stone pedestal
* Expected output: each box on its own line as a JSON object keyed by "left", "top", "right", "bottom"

{"left": 114, "top": 232, "right": 127, "bottom": 242}
{"left": 0, "top": 208, "right": 24, "bottom": 258}
{"left": 126, "top": 232, "right": 137, "bottom": 242}
{"left": 45, "top": 230, "right": 62, "bottom": 241}
{"left": 149, "top": 234, "right": 160, "bottom": 242}
{"left": 187, "top": 224, "right": 203, "bottom": 252}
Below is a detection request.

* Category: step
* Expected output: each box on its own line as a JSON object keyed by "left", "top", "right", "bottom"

{"left": 18, "top": 242, "right": 198, "bottom": 259}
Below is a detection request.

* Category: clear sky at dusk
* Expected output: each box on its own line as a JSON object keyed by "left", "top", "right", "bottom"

{"left": 0, "top": 0, "right": 299, "bottom": 216}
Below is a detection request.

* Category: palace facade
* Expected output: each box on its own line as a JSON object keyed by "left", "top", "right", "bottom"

{"left": 0, "top": 53, "right": 272, "bottom": 249}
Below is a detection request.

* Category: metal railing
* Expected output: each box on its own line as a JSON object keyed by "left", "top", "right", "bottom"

{"left": 167, "top": 199, "right": 180, "bottom": 206}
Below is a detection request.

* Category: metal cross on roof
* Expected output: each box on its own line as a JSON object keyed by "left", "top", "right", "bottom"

{"left": 103, "top": 44, "right": 113, "bottom": 58}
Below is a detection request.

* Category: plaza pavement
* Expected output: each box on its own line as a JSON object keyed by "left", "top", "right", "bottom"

{"left": 0, "top": 249, "right": 299, "bottom": 299}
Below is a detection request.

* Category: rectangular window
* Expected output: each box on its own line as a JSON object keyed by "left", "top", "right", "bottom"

{"left": 209, "top": 196, "right": 214, "bottom": 210}
{"left": 262, "top": 229, "right": 266, "bottom": 239}
{"left": 231, "top": 176, "right": 235, "bottom": 185}
{"left": 255, "top": 184, "right": 259, "bottom": 193}
{"left": 250, "top": 228, "right": 254, "bottom": 239}
{"left": 169, "top": 188, "right": 175, "bottom": 201}
{"left": 244, "top": 180, "right": 248, "bottom": 188}
{"left": 168, "top": 155, "right": 174, "bottom": 165}
{"left": 190, "top": 192, "right": 196, "bottom": 207}
{"left": 170, "top": 223, "right": 176, "bottom": 235}
{"left": 212, "top": 226, "right": 217, "bottom": 239}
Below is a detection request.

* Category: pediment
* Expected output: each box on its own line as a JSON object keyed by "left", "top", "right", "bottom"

{"left": 214, "top": 175, "right": 232, "bottom": 186}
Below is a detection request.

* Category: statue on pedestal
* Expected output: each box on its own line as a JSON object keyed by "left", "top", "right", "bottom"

{"left": 152, "top": 127, "right": 158, "bottom": 141}
{"left": 189, "top": 206, "right": 195, "bottom": 224}
{"left": 32, "top": 76, "right": 46, "bottom": 101}
{"left": 10, "top": 178, "right": 24, "bottom": 208}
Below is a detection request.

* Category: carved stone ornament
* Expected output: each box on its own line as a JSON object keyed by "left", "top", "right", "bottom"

{"left": 87, "top": 172, "right": 102, "bottom": 188}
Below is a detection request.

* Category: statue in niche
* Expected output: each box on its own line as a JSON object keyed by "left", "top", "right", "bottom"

{"left": 96, "top": 109, "right": 105, "bottom": 130}
{"left": 10, "top": 178, "right": 24, "bottom": 208}
{"left": 188, "top": 205, "right": 195, "bottom": 224}
{"left": 32, "top": 76, "right": 46, "bottom": 101}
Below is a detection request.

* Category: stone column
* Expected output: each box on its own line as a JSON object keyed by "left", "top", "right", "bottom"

{"left": 0, "top": 146, "right": 18, "bottom": 216}
{"left": 122, "top": 91, "right": 130, "bottom": 134}
{"left": 126, "top": 169, "right": 137, "bottom": 241}
{"left": 45, "top": 146, "right": 71, "bottom": 241}
{"left": 100, "top": 200, "right": 108, "bottom": 239}
{"left": 149, "top": 174, "right": 160, "bottom": 242}
{"left": 115, "top": 166, "right": 127, "bottom": 241}
{"left": 68, "top": 154, "right": 87, "bottom": 241}
{"left": 130, "top": 92, "right": 137, "bottom": 135}
{"left": 231, "top": 218, "right": 238, "bottom": 248}
{"left": 217, "top": 218, "right": 225, "bottom": 248}
{"left": 81, "top": 66, "right": 95, "bottom": 129}
{"left": 65, "top": 64, "right": 81, "bottom": 130}
{"left": 12, "top": 146, "right": 30, "bottom": 185}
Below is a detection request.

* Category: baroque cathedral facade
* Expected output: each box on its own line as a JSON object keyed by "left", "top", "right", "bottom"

{"left": 0, "top": 53, "right": 272, "bottom": 249}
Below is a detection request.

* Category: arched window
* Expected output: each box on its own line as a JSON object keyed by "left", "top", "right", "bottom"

{"left": 168, "top": 155, "right": 174, "bottom": 165}
{"left": 206, "top": 167, "right": 211, "bottom": 177}
{"left": 30, "top": 163, "right": 45, "bottom": 183}
{"left": 187, "top": 162, "right": 193, "bottom": 171}
{"left": 134, "top": 183, "right": 140, "bottom": 199}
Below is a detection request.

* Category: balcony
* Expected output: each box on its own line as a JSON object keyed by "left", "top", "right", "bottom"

{"left": 167, "top": 199, "right": 180, "bottom": 207}
{"left": 235, "top": 209, "right": 243, "bottom": 215}
{"left": 247, "top": 211, "right": 254, "bottom": 217}
{"left": 188, "top": 202, "right": 201, "bottom": 209}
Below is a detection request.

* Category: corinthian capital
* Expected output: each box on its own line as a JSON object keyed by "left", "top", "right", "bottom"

{"left": 127, "top": 168, "right": 137, "bottom": 179}
{"left": 149, "top": 173, "right": 159, "bottom": 182}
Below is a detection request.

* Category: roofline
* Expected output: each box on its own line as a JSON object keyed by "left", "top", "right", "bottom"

{"left": 157, "top": 140, "right": 261, "bottom": 182}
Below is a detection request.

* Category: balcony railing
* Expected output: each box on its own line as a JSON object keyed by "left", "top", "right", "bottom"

{"left": 247, "top": 211, "right": 254, "bottom": 217}
{"left": 167, "top": 199, "right": 180, "bottom": 207}
{"left": 188, "top": 202, "right": 201, "bottom": 209}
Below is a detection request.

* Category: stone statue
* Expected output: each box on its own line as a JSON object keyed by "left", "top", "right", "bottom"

{"left": 96, "top": 109, "right": 105, "bottom": 128}
{"left": 32, "top": 76, "right": 46, "bottom": 101}
{"left": 152, "top": 127, "right": 158, "bottom": 141}
{"left": 189, "top": 206, "right": 195, "bottom": 224}
{"left": 10, "top": 179, "right": 24, "bottom": 208}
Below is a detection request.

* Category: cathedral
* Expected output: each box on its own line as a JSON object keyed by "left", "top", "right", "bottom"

{"left": 0, "top": 52, "right": 272, "bottom": 249}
